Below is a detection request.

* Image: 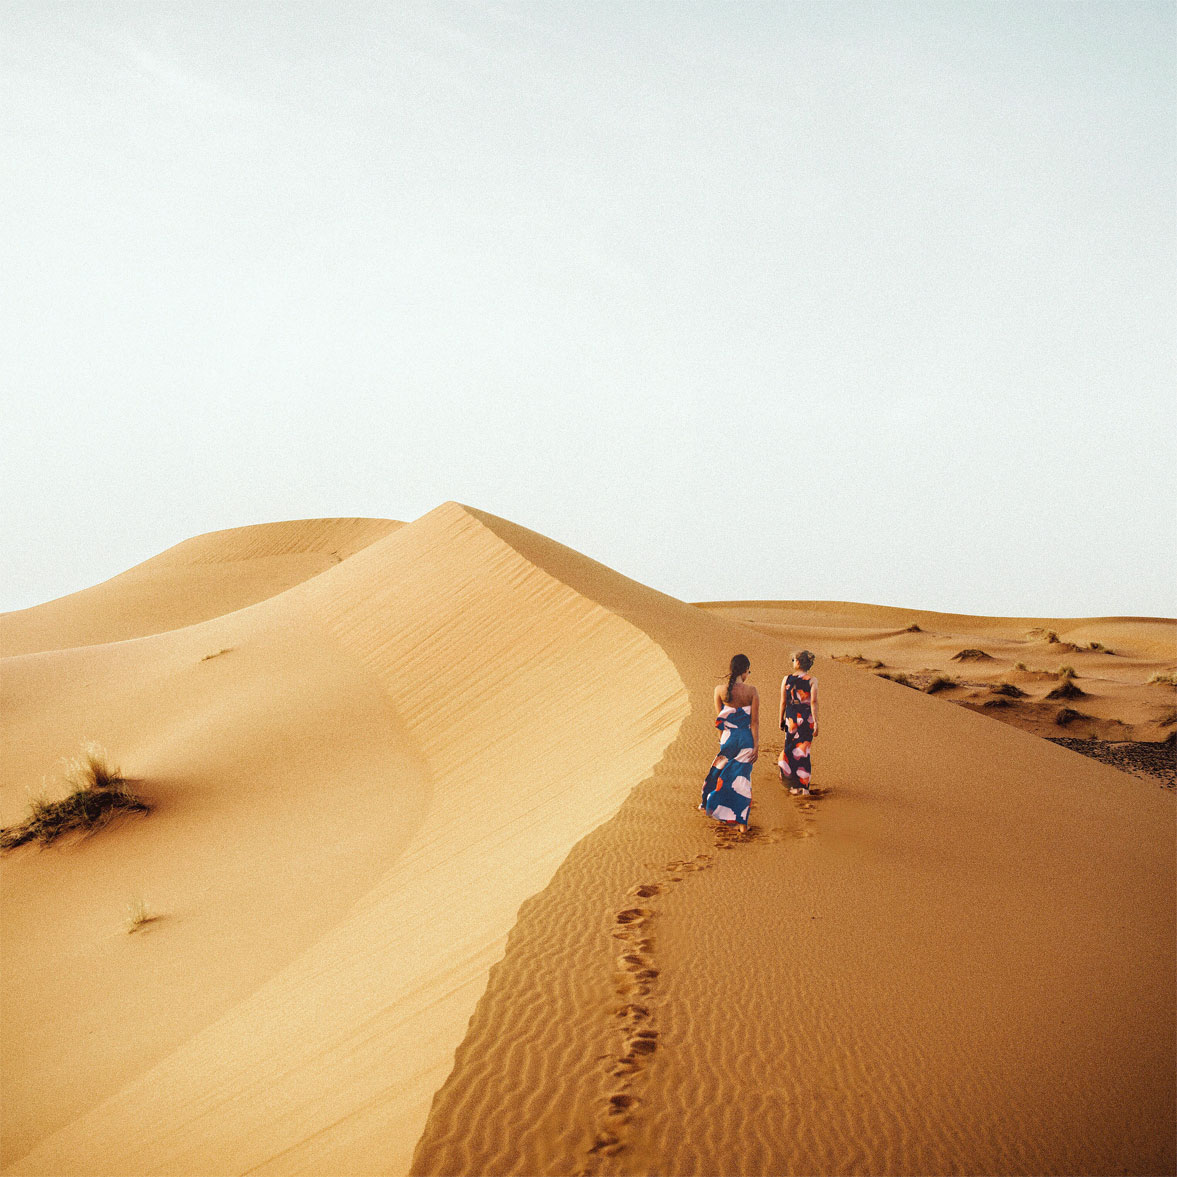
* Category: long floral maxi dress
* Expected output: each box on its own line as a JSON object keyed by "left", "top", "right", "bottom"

{"left": 778, "top": 673, "right": 815, "bottom": 790}
{"left": 701, "top": 705, "right": 754, "bottom": 826}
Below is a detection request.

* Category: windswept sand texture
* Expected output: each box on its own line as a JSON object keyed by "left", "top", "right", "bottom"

{"left": 2, "top": 511, "right": 1174, "bottom": 1176}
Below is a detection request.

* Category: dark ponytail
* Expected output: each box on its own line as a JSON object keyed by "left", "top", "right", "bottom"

{"left": 726, "top": 653, "right": 750, "bottom": 704}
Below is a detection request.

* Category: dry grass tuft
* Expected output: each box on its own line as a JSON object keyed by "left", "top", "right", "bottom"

{"left": 201, "top": 647, "right": 233, "bottom": 662}
{"left": 125, "top": 895, "right": 159, "bottom": 934}
{"left": 1055, "top": 665, "right": 1077, "bottom": 680}
{"left": 903, "top": 624, "right": 923, "bottom": 634}
{"left": 1047, "top": 678, "right": 1086, "bottom": 700}
{"left": 1148, "top": 671, "right": 1177, "bottom": 685}
{"left": 990, "top": 682, "right": 1026, "bottom": 698}
{"left": 0, "top": 745, "right": 148, "bottom": 851}
{"left": 925, "top": 675, "right": 956, "bottom": 694}
{"left": 1013, "top": 661, "right": 1028, "bottom": 671}
{"left": 951, "top": 649, "right": 993, "bottom": 662}
{"left": 876, "top": 671, "right": 916, "bottom": 688}
{"left": 1055, "top": 707, "right": 1085, "bottom": 727}
{"left": 1086, "top": 641, "right": 1112, "bottom": 653}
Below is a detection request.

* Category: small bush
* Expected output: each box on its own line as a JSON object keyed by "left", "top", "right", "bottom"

{"left": 1086, "top": 641, "right": 1112, "bottom": 653}
{"left": 991, "top": 682, "right": 1025, "bottom": 698}
{"left": 982, "top": 698, "right": 1011, "bottom": 709}
{"left": 1056, "top": 665, "right": 1076, "bottom": 680}
{"left": 1013, "top": 661, "right": 1027, "bottom": 671}
{"left": 125, "top": 896, "right": 159, "bottom": 934}
{"left": 877, "top": 671, "right": 915, "bottom": 688}
{"left": 0, "top": 745, "right": 148, "bottom": 851}
{"left": 201, "top": 648, "right": 232, "bottom": 662}
{"left": 1148, "top": 671, "right": 1177, "bottom": 685}
{"left": 1055, "top": 708, "right": 1084, "bottom": 726}
{"left": 951, "top": 649, "right": 993, "bottom": 662}
{"left": 925, "top": 675, "right": 956, "bottom": 694}
{"left": 903, "top": 624, "right": 923, "bottom": 633}
{"left": 1046, "top": 678, "right": 1086, "bottom": 700}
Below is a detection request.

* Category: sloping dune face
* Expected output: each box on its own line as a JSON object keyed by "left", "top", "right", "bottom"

{"left": 0, "top": 517, "right": 403, "bottom": 656}
{"left": 1, "top": 504, "right": 688, "bottom": 1176}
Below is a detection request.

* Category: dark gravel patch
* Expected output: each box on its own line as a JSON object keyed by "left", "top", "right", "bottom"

{"left": 1048, "top": 737, "right": 1175, "bottom": 788}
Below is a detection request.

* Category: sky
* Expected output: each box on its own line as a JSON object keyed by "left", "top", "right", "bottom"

{"left": 2, "top": 1, "right": 1174, "bottom": 618}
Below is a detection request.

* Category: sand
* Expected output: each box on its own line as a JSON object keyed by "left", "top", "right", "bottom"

{"left": 2, "top": 506, "right": 1173, "bottom": 1177}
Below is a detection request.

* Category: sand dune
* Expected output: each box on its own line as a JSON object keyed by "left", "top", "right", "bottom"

{"left": 700, "top": 600, "right": 1177, "bottom": 750}
{"left": 2, "top": 509, "right": 1173, "bottom": 1176}
{"left": 0, "top": 517, "right": 403, "bottom": 657}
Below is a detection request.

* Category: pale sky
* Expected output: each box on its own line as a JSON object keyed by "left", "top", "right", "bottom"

{"left": 2, "top": 1, "right": 1174, "bottom": 618}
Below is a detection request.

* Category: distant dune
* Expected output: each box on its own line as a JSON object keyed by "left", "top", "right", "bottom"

{"left": 2, "top": 507, "right": 1173, "bottom": 1177}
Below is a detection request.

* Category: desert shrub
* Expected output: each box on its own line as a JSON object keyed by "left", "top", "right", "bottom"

{"left": 0, "top": 745, "right": 148, "bottom": 851}
{"left": 1055, "top": 708, "right": 1084, "bottom": 726}
{"left": 877, "top": 671, "right": 915, "bottom": 688}
{"left": 903, "top": 624, "right": 923, "bottom": 633}
{"left": 982, "top": 698, "right": 1010, "bottom": 709}
{"left": 1055, "top": 665, "right": 1077, "bottom": 680}
{"left": 1148, "top": 671, "right": 1177, "bottom": 685}
{"left": 925, "top": 675, "right": 956, "bottom": 694}
{"left": 991, "top": 682, "right": 1025, "bottom": 698}
{"left": 125, "top": 896, "right": 159, "bottom": 934}
{"left": 1013, "top": 661, "right": 1027, "bottom": 671}
{"left": 1046, "top": 678, "right": 1086, "bottom": 700}
{"left": 951, "top": 649, "right": 993, "bottom": 662}
{"left": 1086, "top": 641, "right": 1112, "bottom": 653}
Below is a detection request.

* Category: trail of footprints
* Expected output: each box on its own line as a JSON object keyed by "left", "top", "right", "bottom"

{"left": 578, "top": 786, "right": 822, "bottom": 1172}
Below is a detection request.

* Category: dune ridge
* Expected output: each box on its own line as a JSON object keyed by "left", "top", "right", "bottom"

{"left": 412, "top": 524, "right": 1175, "bottom": 1176}
{"left": 3, "top": 504, "right": 687, "bottom": 1176}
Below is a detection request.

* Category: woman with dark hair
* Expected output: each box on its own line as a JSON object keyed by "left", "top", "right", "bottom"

{"left": 701, "top": 653, "right": 758, "bottom": 830}
{"left": 778, "top": 650, "right": 818, "bottom": 796}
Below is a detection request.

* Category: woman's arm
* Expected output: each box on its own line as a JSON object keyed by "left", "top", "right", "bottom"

{"left": 809, "top": 680, "right": 819, "bottom": 737}
{"left": 779, "top": 676, "right": 787, "bottom": 729}
{"left": 750, "top": 687, "right": 760, "bottom": 760}
{"left": 714, "top": 683, "right": 724, "bottom": 715}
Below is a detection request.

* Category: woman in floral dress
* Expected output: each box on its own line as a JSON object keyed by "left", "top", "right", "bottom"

{"left": 778, "top": 650, "right": 818, "bottom": 796}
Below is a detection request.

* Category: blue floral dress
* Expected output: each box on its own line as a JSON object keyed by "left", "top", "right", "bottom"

{"left": 701, "top": 705, "right": 754, "bottom": 826}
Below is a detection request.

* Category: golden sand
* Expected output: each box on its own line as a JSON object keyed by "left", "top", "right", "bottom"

{"left": 2, "top": 507, "right": 1173, "bottom": 1176}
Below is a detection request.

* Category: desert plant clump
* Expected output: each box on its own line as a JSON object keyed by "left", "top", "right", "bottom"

{"left": 1086, "top": 641, "right": 1113, "bottom": 653}
{"left": 876, "top": 671, "right": 915, "bottom": 688}
{"left": 0, "top": 745, "right": 148, "bottom": 851}
{"left": 1147, "top": 671, "right": 1177, "bottom": 686}
{"left": 1013, "top": 661, "right": 1028, "bottom": 671}
{"left": 903, "top": 624, "right": 923, "bottom": 634}
{"left": 1055, "top": 708, "right": 1085, "bottom": 727}
{"left": 990, "top": 682, "right": 1026, "bottom": 698}
{"left": 201, "top": 647, "right": 232, "bottom": 662}
{"left": 925, "top": 675, "right": 956, "bottom": 694}
{"left": 1046, "top": 678, "right": 1086, "bottom": 700}
{"left": 125, "top": 895, "right": 159, "bottom": 934}
{"left": 951, "top": 649, "right": 993, "bottom": 662}
{"left": 1055, "top": 665, "right": 1077, "bottom": 680}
